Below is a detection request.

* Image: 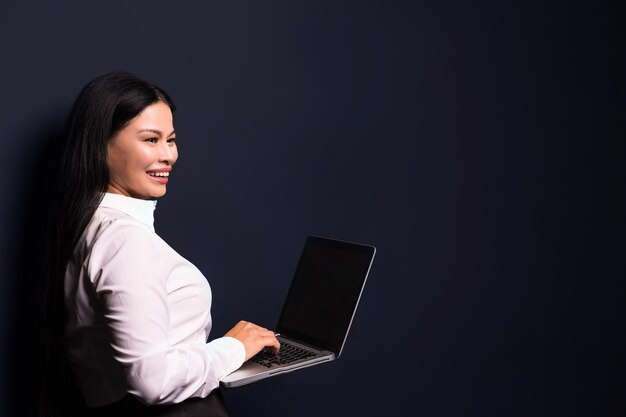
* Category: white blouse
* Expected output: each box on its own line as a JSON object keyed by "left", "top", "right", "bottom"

{"left": 64, "top": 193, "right": 245, "bottom": 407}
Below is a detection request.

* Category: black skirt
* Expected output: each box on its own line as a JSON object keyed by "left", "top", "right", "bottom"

{"left": 87, "top": 389, "right": 229, "bottom": 417}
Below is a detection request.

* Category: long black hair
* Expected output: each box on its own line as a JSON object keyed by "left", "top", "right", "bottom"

{"left": 35, "top": 72, "right": 175, "bottom": 417}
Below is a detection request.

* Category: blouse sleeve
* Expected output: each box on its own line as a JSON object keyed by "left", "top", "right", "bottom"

{"left": 88, "top": 221, "right": 245, "bottom": 405}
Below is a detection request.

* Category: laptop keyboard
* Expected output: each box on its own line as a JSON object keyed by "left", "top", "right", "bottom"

{"left": 251, "top": 341, "right": 317, "bottom": 368}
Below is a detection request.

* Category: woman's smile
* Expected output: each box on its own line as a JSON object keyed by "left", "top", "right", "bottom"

{"left": 147, "top": 169, "right": 171, "bottom": 184}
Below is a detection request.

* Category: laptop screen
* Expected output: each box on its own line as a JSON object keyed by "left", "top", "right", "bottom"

{"left": 276, "top": 236, "right": 375, "bottom": 355}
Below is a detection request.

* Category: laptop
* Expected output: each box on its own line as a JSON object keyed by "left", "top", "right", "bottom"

{"left": 220, "top": 235, "right": 376, "bottom": 388}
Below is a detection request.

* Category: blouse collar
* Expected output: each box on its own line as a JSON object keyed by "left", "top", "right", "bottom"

{"left": 99, "top": 193, "right": 157, "bottom": 227}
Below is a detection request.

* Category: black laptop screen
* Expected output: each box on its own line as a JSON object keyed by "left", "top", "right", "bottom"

{"left": 276, "top": 236, "right": 375, "bottom": 355}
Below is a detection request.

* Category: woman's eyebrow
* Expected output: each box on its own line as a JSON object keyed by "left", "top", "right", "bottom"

{"left": 137, "top": 129, "right": 176, "bottom": 136}
{"left": 137, "top": 128, "right": 162, "bottom": 135}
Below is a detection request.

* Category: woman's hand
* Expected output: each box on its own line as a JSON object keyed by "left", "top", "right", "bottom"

{"left": 225, "top": 320, "right": 281, "bottom": 361}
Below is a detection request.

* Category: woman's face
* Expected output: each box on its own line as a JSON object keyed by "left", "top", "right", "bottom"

{"left": 107, "top": 101, "right": 178, "bottom": 199}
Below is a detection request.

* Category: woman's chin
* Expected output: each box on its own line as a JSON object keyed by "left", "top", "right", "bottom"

{"left": 151, "top": 185, "right": 168, "bottom": 198}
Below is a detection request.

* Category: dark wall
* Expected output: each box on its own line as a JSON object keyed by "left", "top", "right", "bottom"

{"left": 1, "top": 1, "right": 624, "bottom": 416}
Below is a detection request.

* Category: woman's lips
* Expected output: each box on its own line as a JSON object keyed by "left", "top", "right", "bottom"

{"left": 147, "top": 170, "right": 170, "bottom": 185}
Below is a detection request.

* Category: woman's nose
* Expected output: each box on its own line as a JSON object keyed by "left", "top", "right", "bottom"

{"left": 158, "top": 142, "right": 176, "bottom": 163}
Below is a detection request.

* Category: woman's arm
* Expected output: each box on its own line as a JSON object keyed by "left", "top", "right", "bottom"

{"left": 89, "top": 222, "right": 245, "bottom": 405}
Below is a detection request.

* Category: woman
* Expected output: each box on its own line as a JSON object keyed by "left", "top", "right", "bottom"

{"left": 37, "top": 72, "right": 279, "bottom": 417}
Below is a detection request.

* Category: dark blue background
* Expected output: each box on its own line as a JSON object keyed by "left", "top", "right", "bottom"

{"left": 1, "top": 1, "right": 624, "bottom": 416}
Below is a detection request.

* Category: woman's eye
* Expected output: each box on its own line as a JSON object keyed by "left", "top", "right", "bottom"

{"left": 145, "top": 138, "right": 158, "bottom": 143}
{"left": 167, "top": 137, "right": 176, "bottom": 143}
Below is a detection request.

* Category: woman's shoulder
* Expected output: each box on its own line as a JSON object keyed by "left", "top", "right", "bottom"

{"left": 83, "top": 207, "right": 155, "bottom": 251}
{"left": 69, "top": 206, "right": 159, "bottom": 282}
{"left": 81, "top": 209, "right": 167, "bottom": 288}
